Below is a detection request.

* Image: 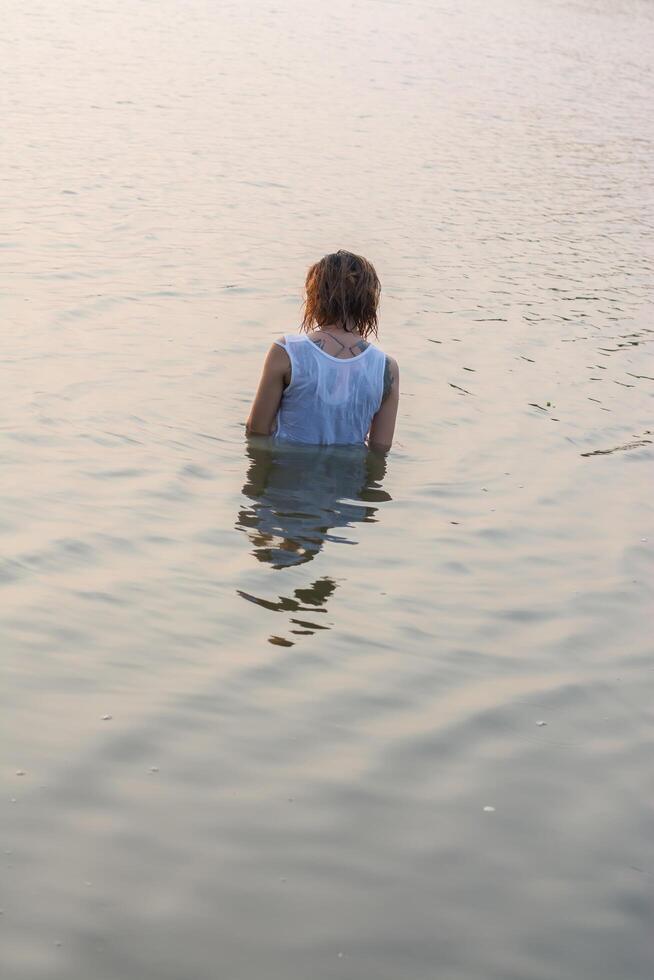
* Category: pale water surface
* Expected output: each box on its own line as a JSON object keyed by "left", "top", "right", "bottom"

{"left": 2, "top": 1, "right": 654, "bottom": 978}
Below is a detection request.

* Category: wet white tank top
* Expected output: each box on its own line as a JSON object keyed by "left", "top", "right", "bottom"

{"left": 274, "top": 334, "right": 386, "bottom": 445}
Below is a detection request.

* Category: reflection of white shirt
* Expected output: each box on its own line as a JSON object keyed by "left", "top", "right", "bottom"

{"left": 274, "top": 335, "right": 386, "bottom": 445}
{"left": 239, "top": 444, "right": 374, "bottom": 568}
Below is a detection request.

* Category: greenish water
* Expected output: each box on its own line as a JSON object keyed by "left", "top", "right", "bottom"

{"left": 2, "top": 0, "right": 653, "bottom": 978}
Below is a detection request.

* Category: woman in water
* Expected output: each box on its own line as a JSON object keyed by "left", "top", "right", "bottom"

{"left": 246, "top": 250, "right": 399, "bottom": 451}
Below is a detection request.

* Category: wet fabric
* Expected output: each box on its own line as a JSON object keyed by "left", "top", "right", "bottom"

{"left": 274, "top": 334, "right": 386, "bottom": 445}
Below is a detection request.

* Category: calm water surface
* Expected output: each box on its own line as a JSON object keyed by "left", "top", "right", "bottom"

{"left": 2, "top": 1, "right": 653, "bottom": 977}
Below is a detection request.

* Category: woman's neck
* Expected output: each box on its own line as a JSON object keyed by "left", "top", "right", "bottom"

{"left": 317, "top": 321, "right": 361, "bottom": 337}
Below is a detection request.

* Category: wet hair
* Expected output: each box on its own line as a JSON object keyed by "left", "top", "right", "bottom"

{"left": 301, "top": 250, "right": 381, "bottom": 338}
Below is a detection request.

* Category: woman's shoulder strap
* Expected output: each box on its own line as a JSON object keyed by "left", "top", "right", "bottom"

{"left": 273, "top": 333, "right": 305, "bottom": 349}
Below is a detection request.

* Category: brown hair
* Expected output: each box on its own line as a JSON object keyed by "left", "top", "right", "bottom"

{"left": 301, "top": 250, "right": 381, "bottom": 338}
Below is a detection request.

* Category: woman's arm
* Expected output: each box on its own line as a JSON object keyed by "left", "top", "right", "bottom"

{"left": 246, "top": 342, "right": 290, "bottom": 436}
{"left": 368, "top": 356, "right": 399, "bottom": 452}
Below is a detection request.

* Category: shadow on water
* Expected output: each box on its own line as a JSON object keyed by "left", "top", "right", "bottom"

{"left": 235, "top": 438, "right": 391, "bottom": 646}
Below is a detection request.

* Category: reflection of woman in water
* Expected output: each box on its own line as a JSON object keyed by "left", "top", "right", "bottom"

{"left": 246, "top": 250, "right": 400, "bottom": 452}
{"left": 235, "top": 440, "right": 390, "bottom": 645}
{"left": 237, "top": 441, "right": 389, "bottom": 569}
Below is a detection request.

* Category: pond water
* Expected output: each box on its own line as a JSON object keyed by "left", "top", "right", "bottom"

{"left": 2, "top": 0, "right": 653, "bottom": 978}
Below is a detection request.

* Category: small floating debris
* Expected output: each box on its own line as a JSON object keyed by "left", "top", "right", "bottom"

{"left": 15, "top": 770, "right": 26, "bottom": 776}
{"left": 483, "top": 806, "right": 496, "bottom": 813}
{"left": 536, "top": 720, "right": 547, "bottom": 727}
{"left": 101, "top": 714, "right": 112, "bottom": 721}
{"left": 148, "top": 767, "right": 159, "bottom": 774}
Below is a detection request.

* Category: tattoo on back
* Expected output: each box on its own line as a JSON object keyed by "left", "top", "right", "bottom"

{"left": 310, "top": 335, "right": 370, "bottom": 358}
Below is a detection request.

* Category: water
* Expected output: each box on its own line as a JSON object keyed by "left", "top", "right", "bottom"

{"left": 2, "top": 0, "right": 653, "bottom": 977}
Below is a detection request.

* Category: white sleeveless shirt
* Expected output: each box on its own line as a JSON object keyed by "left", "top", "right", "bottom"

{"left": 274, "top": 334, "right": 386, "bottom": 445}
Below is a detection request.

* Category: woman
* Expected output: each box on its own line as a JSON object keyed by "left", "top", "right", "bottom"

{"left": 246, "top": 250, "right": 399, "bottom": 451}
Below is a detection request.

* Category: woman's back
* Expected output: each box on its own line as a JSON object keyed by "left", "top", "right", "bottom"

{"left": 274, "top": 334, "right": 386, "bottom": 445}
